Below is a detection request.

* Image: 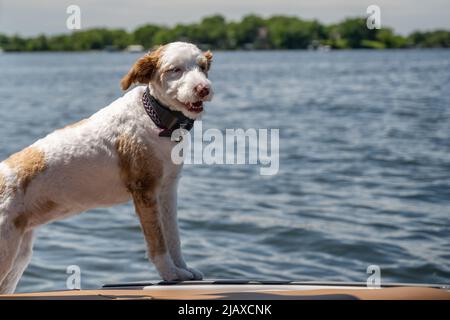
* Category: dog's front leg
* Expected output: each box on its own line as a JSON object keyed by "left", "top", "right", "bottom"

{"left": 132, "top": 191, "right": 195, "bottom": 281}
{"left": 159, "top": 182, "right": 203, "bottom": 280}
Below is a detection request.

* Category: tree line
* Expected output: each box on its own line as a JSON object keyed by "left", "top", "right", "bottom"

{"left": 1, "top": 15, "right": 449, "bottom": 51}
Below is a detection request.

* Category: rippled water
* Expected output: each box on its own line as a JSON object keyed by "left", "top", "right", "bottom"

{"left": 0, "top": 50, "right": 449, "bottom": 293}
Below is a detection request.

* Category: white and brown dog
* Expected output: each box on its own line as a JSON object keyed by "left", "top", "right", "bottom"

{"left": 0, "top": 42, "right": 213, "bottom": 293}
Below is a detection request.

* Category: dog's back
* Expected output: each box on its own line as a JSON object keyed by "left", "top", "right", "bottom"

{"left": 0, "top": 87, "right": 148, "bottom": 224}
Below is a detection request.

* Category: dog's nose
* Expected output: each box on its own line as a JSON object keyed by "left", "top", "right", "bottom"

{"left": 195, "top": 84, "right": 210, "bottom": 99}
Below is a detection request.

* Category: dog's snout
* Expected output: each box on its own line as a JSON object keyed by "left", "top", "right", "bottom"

{"left": 195, "top": 84, "right": 210, "bottom": 99}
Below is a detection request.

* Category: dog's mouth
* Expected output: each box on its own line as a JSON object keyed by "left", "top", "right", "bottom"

{"left": 183, "top": 101, "right": 204, "bottom": 113}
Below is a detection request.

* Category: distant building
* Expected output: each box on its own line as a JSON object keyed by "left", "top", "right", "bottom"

{"left": 308, "top": 40, "right": 331, "bottom": 51}
{"left": 258, "top": 27, "right": 268, "bottom": 39}
{"left": 125, "top": 45, "right": 145, "bottom": 53}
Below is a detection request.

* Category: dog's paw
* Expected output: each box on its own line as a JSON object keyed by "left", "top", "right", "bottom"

{"left": 185, "top": 267, "right": 203, "bottom": 280}
{"left": 174, "top": 267, "right": 195, "bottom": 281}
{"left": 161, "top": 266, "right": 195, "bottom": 281}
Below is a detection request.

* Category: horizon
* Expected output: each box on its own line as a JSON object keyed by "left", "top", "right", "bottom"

{"left": 0, "top": 0, "right": 450, "bottom": 37}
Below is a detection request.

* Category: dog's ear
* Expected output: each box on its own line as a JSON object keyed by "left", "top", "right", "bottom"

{"left": 121, "top": 48, "right": 162, "bottom": 90}
{"left": 204, "top": 50, "right": 213, "bottom": 70}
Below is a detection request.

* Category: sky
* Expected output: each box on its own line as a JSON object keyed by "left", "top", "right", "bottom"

{"left": 0, "top": 0, "right": 449, "bottom": 36}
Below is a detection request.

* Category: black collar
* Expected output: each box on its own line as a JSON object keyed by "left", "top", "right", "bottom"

{"left": 142, "top": 86, "right": 195, "bottom": 137}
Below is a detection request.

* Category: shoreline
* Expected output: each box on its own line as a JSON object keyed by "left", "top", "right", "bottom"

{"left": 1, "top": 47, "right": 450, "bottom": 53}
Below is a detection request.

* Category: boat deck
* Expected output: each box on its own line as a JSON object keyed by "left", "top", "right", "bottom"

{"left": 1, "top": 280, "right": 449, "bottom": 300}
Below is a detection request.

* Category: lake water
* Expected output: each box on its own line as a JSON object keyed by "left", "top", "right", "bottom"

{"left": 0, "top": 50, "right": 449, "bottom": 292}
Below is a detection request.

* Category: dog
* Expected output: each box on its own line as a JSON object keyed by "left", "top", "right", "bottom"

{"left": 0, "top": 42, "right": 213, "bottom": 294}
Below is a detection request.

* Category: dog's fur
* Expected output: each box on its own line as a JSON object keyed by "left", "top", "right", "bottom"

{"left": 0, "top": 42, "right": 213, "bottom": 294}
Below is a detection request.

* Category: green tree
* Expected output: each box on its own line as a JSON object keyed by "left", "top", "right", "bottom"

{"left": 410, "top": 30, "right": 450, "bottom": 48}
{"left": 133, "top": 24, "right": 163, "bottom": 49}
{"left": 267, "top": 16, "right": 319, "bottom": 49}
{"left": 376, "top": 28, "right": 407, "bottom": 48}
{"left": 334, "top": 17, "right": 379, "bottom": 48}
{"left": 232, "top": 14, "right": 265, "bottom": 48}
{"left": 26, "top": 34, "right": 49, "bottom": 51}
{"left": 197, "top": 15, "right": 228, "bottom": 48}
{"left": 0, "top": 15, "right": 449, "bottom": 51}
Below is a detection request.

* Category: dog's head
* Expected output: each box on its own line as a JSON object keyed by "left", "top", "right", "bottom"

{"left": 121, "top": 42, "right": 213, "bottom": 119}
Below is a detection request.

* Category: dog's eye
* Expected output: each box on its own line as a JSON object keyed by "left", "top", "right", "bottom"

{"left": 170, "top": 67, "right": 182, "bottom": 73}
